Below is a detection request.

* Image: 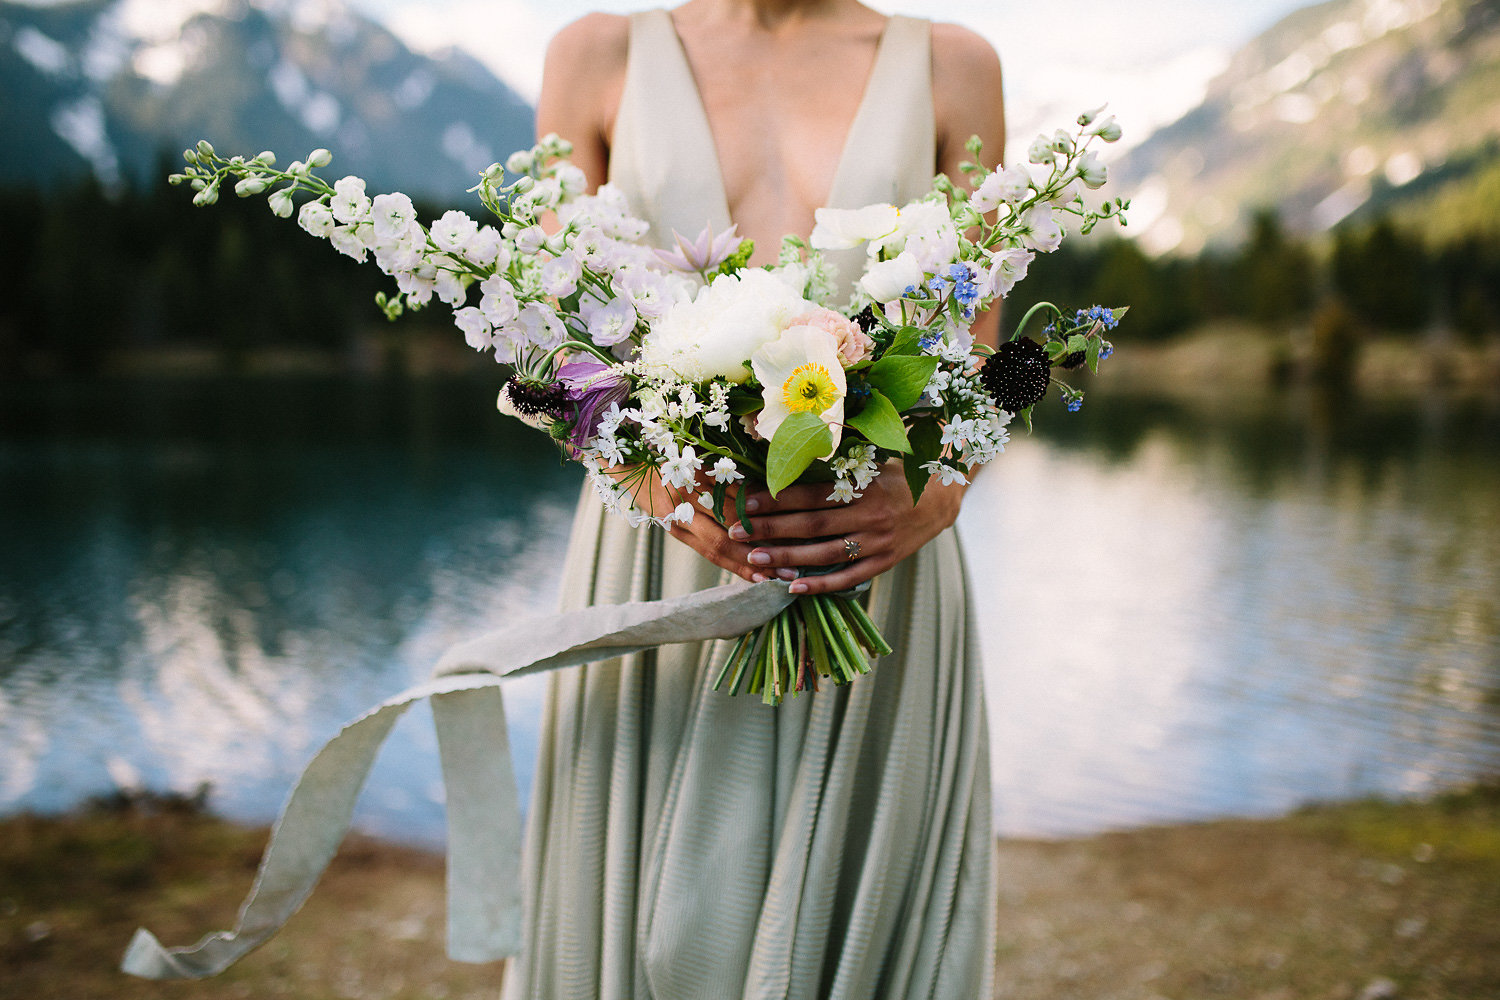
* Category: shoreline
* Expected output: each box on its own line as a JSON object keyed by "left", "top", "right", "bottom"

{"left": 7, "top": 324, "right": 1499, "bottom": 402}
{"left": 3, "top": 785, "right": 1495, "bottom": 999}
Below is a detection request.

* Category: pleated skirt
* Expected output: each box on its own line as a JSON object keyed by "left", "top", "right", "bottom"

{"left": 503, "top": 488, "right": 994, "bottom": 1000}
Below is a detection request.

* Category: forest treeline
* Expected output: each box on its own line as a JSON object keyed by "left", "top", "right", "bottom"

{"left": 1, "top": 167, "right": 1498, "bottom": 378}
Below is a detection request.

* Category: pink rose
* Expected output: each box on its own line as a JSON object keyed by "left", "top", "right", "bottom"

{"left": 786, "top": 308, "right": 873, "bottom": 367}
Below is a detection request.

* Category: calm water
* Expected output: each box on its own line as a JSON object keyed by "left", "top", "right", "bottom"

{"left": 1, "top": 376, "right": 1497, "bottom": 845}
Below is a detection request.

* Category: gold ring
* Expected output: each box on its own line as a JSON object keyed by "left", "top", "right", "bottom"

{"left": 843, "top": 537, "right": 861, "bottom": 561}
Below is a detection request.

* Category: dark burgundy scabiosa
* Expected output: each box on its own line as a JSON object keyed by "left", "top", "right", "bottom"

{"left": 853, "top": 305, "right": 881, "bottom": 334}
{"left": 980, "top": 336, "right": 1052, "bottom": 412}
{"left": 498, "top": 376, "right": 569, "bottom": 432}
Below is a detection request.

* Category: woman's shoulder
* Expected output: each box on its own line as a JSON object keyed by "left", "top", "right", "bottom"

{"left": 544, "top": 11, "right": 630, "bottom": 75}
{"left": 928, "top": 20, "right": 1003, "bottom": 91}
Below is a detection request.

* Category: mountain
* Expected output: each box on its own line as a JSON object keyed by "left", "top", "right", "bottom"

{"left": 0, "top": 0, "right": 535, "bottom": 201}
{"left": 1111, "top": 0, "right": 1500, "bottom": 253}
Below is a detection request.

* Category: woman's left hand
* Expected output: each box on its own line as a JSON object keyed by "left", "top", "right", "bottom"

{"left": 728, "top": 468, "right": 968, "bottom": 595}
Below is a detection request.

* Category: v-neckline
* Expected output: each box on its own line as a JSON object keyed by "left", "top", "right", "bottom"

{"left": 656, "top": 10, "right": 898, "bottom": 229}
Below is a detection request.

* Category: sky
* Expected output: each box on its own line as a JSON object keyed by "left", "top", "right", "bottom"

{"left": 351, "top": 0, "right": 1316, "bottom": 156}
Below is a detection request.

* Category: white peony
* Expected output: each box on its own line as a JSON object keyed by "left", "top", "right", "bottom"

{"left": 641, "top": 268, "right": 815, "bottom": 383}
{"left": 809, "top": 204, "right": 899, "bottom": 250}
{"left": 859, "top": 250, "right": 924, "bottom": 302}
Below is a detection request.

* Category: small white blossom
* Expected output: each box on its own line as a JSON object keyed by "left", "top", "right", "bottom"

{"left": 431, "top": 210, "right": 480, "bottom": 256}
{"left": 453, "top": 307, "right": 491, "bottom": 350}
{"left": 371, "top": 192, "right": 416, "bottom": 243}
{"left": 298, "top": 200, "right": 336, "bottom": 238}
{"left": 659, "top": 442, "right": 702, "bottom": 490}
{"left": 330, "top": 176, "right": 371, "bottom": 223}
{"left": 922, "top": 461, "right": 969, "bottom": 486}
{"left": 711, "top": 456, "right": 742, "bottom": 483}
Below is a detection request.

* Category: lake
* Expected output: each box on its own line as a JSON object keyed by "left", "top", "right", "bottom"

{"left": 1, "top": 375, "right": 1496, "bottom": 845}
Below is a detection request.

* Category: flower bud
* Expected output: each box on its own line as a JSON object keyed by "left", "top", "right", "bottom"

{"left": 307, "top": 148, "right": 333, "bottom": 168}
{"left": 196, "top": 139, "right": 215, "bottom": 157}
{"left": 235, "top": 177, "right": 269, "bottom": 196}
{"left": 182, "top": 148, "right": 199, "bottom": 165}
{"left": 506, "top": 150, "right": 535, "bottom": 174}
{"left": 1077, "top": 105, "right": 1106, "bottom": 127}
{"left": 193, "top": 181, "right": 220, "bottom": 206}
{"left": 254, "top": 150, "right": 276, "bottom": 166}
{"left": 1086, "top": 115, "right": 1122, "bottom": 142}
{"left": 288, "top": 160, "right": 306, "bottom": 176}
{"left": 268, "top": 188, "right": 295, "bottom": 218}
{"left": 511, "top": 175, "right": 536, "bottom": 194}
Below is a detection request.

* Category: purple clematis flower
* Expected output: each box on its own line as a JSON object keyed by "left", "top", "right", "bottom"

{"left": 653, "top": 222, "right": 743, "bottom": 275}
{"left": 556, "top": 360, "right": 630, "bottom": 451}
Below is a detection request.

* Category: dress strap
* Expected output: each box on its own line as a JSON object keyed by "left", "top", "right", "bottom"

{"left": 608, "top": 9, "right": 733, "bottom": 243}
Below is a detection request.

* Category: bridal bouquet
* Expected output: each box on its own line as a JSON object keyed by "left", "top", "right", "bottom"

{"left": 172, "top": 111, "right": 1127, "bottom": 705}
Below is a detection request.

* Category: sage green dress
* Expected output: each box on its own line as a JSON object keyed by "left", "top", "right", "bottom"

{"left": 505, "top": 12, "right": 994, "bottom": 999}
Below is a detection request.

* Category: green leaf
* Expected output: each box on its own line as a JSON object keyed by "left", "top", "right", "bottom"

{"left": 865, "top": 355, "right": 941, "bottom": 411}
{"left": 734, "top": 481, "right": 751, "bottom": 533}
{"left": 766, "top": 412, "right": 833, "bottom": 496}
{"left": 885, "top": 326, "right": 925, "bottom": 357}
{"left": 902, "top": 418, "right": 942, "bottom": 506}
{"left": 845, "top": 389, "right": 911, "bottom": 453}
{"left": 1086, "top": 336, "right": 1102, "bottom": 374}
{"left": 727, "top": 390, "right": 762, "bottom": 416}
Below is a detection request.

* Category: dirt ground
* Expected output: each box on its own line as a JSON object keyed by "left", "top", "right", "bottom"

{"left": 2, "top": 786, "right": 1496, "bottom": 1000}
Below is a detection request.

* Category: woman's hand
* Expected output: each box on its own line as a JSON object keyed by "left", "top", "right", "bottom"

{"left": 727, "top": 468, "right": 967, "bottom": 595}
{"left": 629, "top": 468, "right": 802, "bottom": 586}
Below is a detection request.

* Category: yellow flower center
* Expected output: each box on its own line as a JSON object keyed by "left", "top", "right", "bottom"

{"left": 780, "top": 363, "right": 840, "bottom": 414}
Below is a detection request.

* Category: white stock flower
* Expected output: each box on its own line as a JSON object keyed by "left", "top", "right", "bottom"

{"left": 809, "top": 204, "right": 899, "bottom": 250}
{"left": 541, "top": 252, "right": 582, "bottom": 296}
{"left": 268, "top": 188, "right": 295, "bottom": 218}
{"left": 555, "top": 163, "right": 588, "bottom": 196}
{"left": 584, "top": 295, "right": 638, "bottom": 346}
{"left": 328, "top": 223, "right": 370, "bottom": 261}
{"left": 1017, "top": 206, "right": 1064, "bottom": 253}
{"left": 859, "top": 250, "right": 924, "bottom": 302}
{"left": 453, "top": 306, "right": 491, "bottom": 350}
{"left": 972, "top": 165, "right": 1031, "bottom": 212}
{"left": 984, "top": 247, "right": 1035, "bottom": 297}
{"left": 515, "top": 226, "right": 546, "bottom": 256}
{"left": 516, "top": 302, "right": 566, "bottom": 349}
{"left": 1076, "top": 150, "right": 1108, "bottom": 189}
{"left": 371, "top": 192, "right": 416, "bottom": 243}
{"left": 1027, "top": 135, "right": 1056, "bottom": 165}
{"left": 431, "top": 210, "right": 480, "bottom": 256}
{"left": 298, "top": 200, "right": 336, "bottom": 238}
{"left": 479, "top": 275, "right": 519, "bottom": 325}
{"left": 434, "top": 269, "right": 467, "bottom": 307}
{"left": 641, "top": 268, "right": 815, "bottom": 383}
{"left": 463, "top": 226, "right": 506, "bottom": 268}
{"left": 330, "top": 176, "right": 371, "bottom": 223}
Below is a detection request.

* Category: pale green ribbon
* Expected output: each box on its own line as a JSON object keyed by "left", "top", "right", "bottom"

{"left": 121, "top": 579, "right": 795, "bottom": 980}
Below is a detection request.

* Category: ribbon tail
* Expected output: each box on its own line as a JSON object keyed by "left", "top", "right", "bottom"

{"left": 122, "top": 580, "right": 797, "bottom": 979}
{"left": 433, "top": 685, "right": 522, "bottom": 962}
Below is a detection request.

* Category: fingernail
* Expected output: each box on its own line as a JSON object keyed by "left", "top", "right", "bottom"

{"left": 728, "top": 524, "right": 749, "bottom": 540}
{"left": 788, "top": 581, "right": 808, "bottom": 594}
{"left": 744, "top": 497, "right": 760, "bottom": 512}
{"left": 748, "top": 551, "right": 771, "bottom": 565}
{"left": 776, "top": 568, "right": 799, "bottom": 580}
{"left": 751, "top": 572, "right": 767, "bottom": 583}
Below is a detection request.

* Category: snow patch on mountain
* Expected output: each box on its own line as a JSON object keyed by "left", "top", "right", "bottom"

{"left": 51, "top": 95, "right": 120, "bottom": 186}
{"left": 13, "top": 24, "right": 70, "bottom": 75}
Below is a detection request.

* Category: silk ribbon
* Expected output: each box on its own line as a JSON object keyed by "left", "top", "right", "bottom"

{"left": 121, "top": 578, "right": 796, "bottom": 979}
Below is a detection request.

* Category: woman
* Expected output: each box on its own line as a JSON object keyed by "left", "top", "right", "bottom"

{"left": 508, "top": 3, "right": 1006, "bottom": 997}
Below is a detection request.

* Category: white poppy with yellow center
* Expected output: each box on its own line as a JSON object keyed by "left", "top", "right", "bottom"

{"left": 751, "top": 323, "right": 847, "bottom": 455}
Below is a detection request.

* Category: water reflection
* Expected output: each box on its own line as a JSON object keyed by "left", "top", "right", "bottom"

{"left": 0, "top": 378, "right": 1496, "bottom": 845}
{"left": 966, "top": 389, "right": 1500, "bottom": 836}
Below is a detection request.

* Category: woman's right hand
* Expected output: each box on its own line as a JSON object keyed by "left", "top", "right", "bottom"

{"left": 632, "top": 470, "right": 798, "bottom": 586}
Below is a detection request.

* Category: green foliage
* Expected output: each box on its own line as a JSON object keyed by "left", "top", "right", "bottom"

{"left": 765, "top": 412, "right": 833, "bottom": 496}
{"left": 863, "top": 355, "right": 941, "bottom": 411}
{"left": 844, "top": 389, "right": 910, "bottom": 452}
{"left": 0, "top": 159, "right": 455, "bottom": 376}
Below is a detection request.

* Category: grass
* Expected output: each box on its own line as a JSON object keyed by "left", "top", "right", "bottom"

{"left": 1, "top": 787, "right": 1497, "bottom": 999}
